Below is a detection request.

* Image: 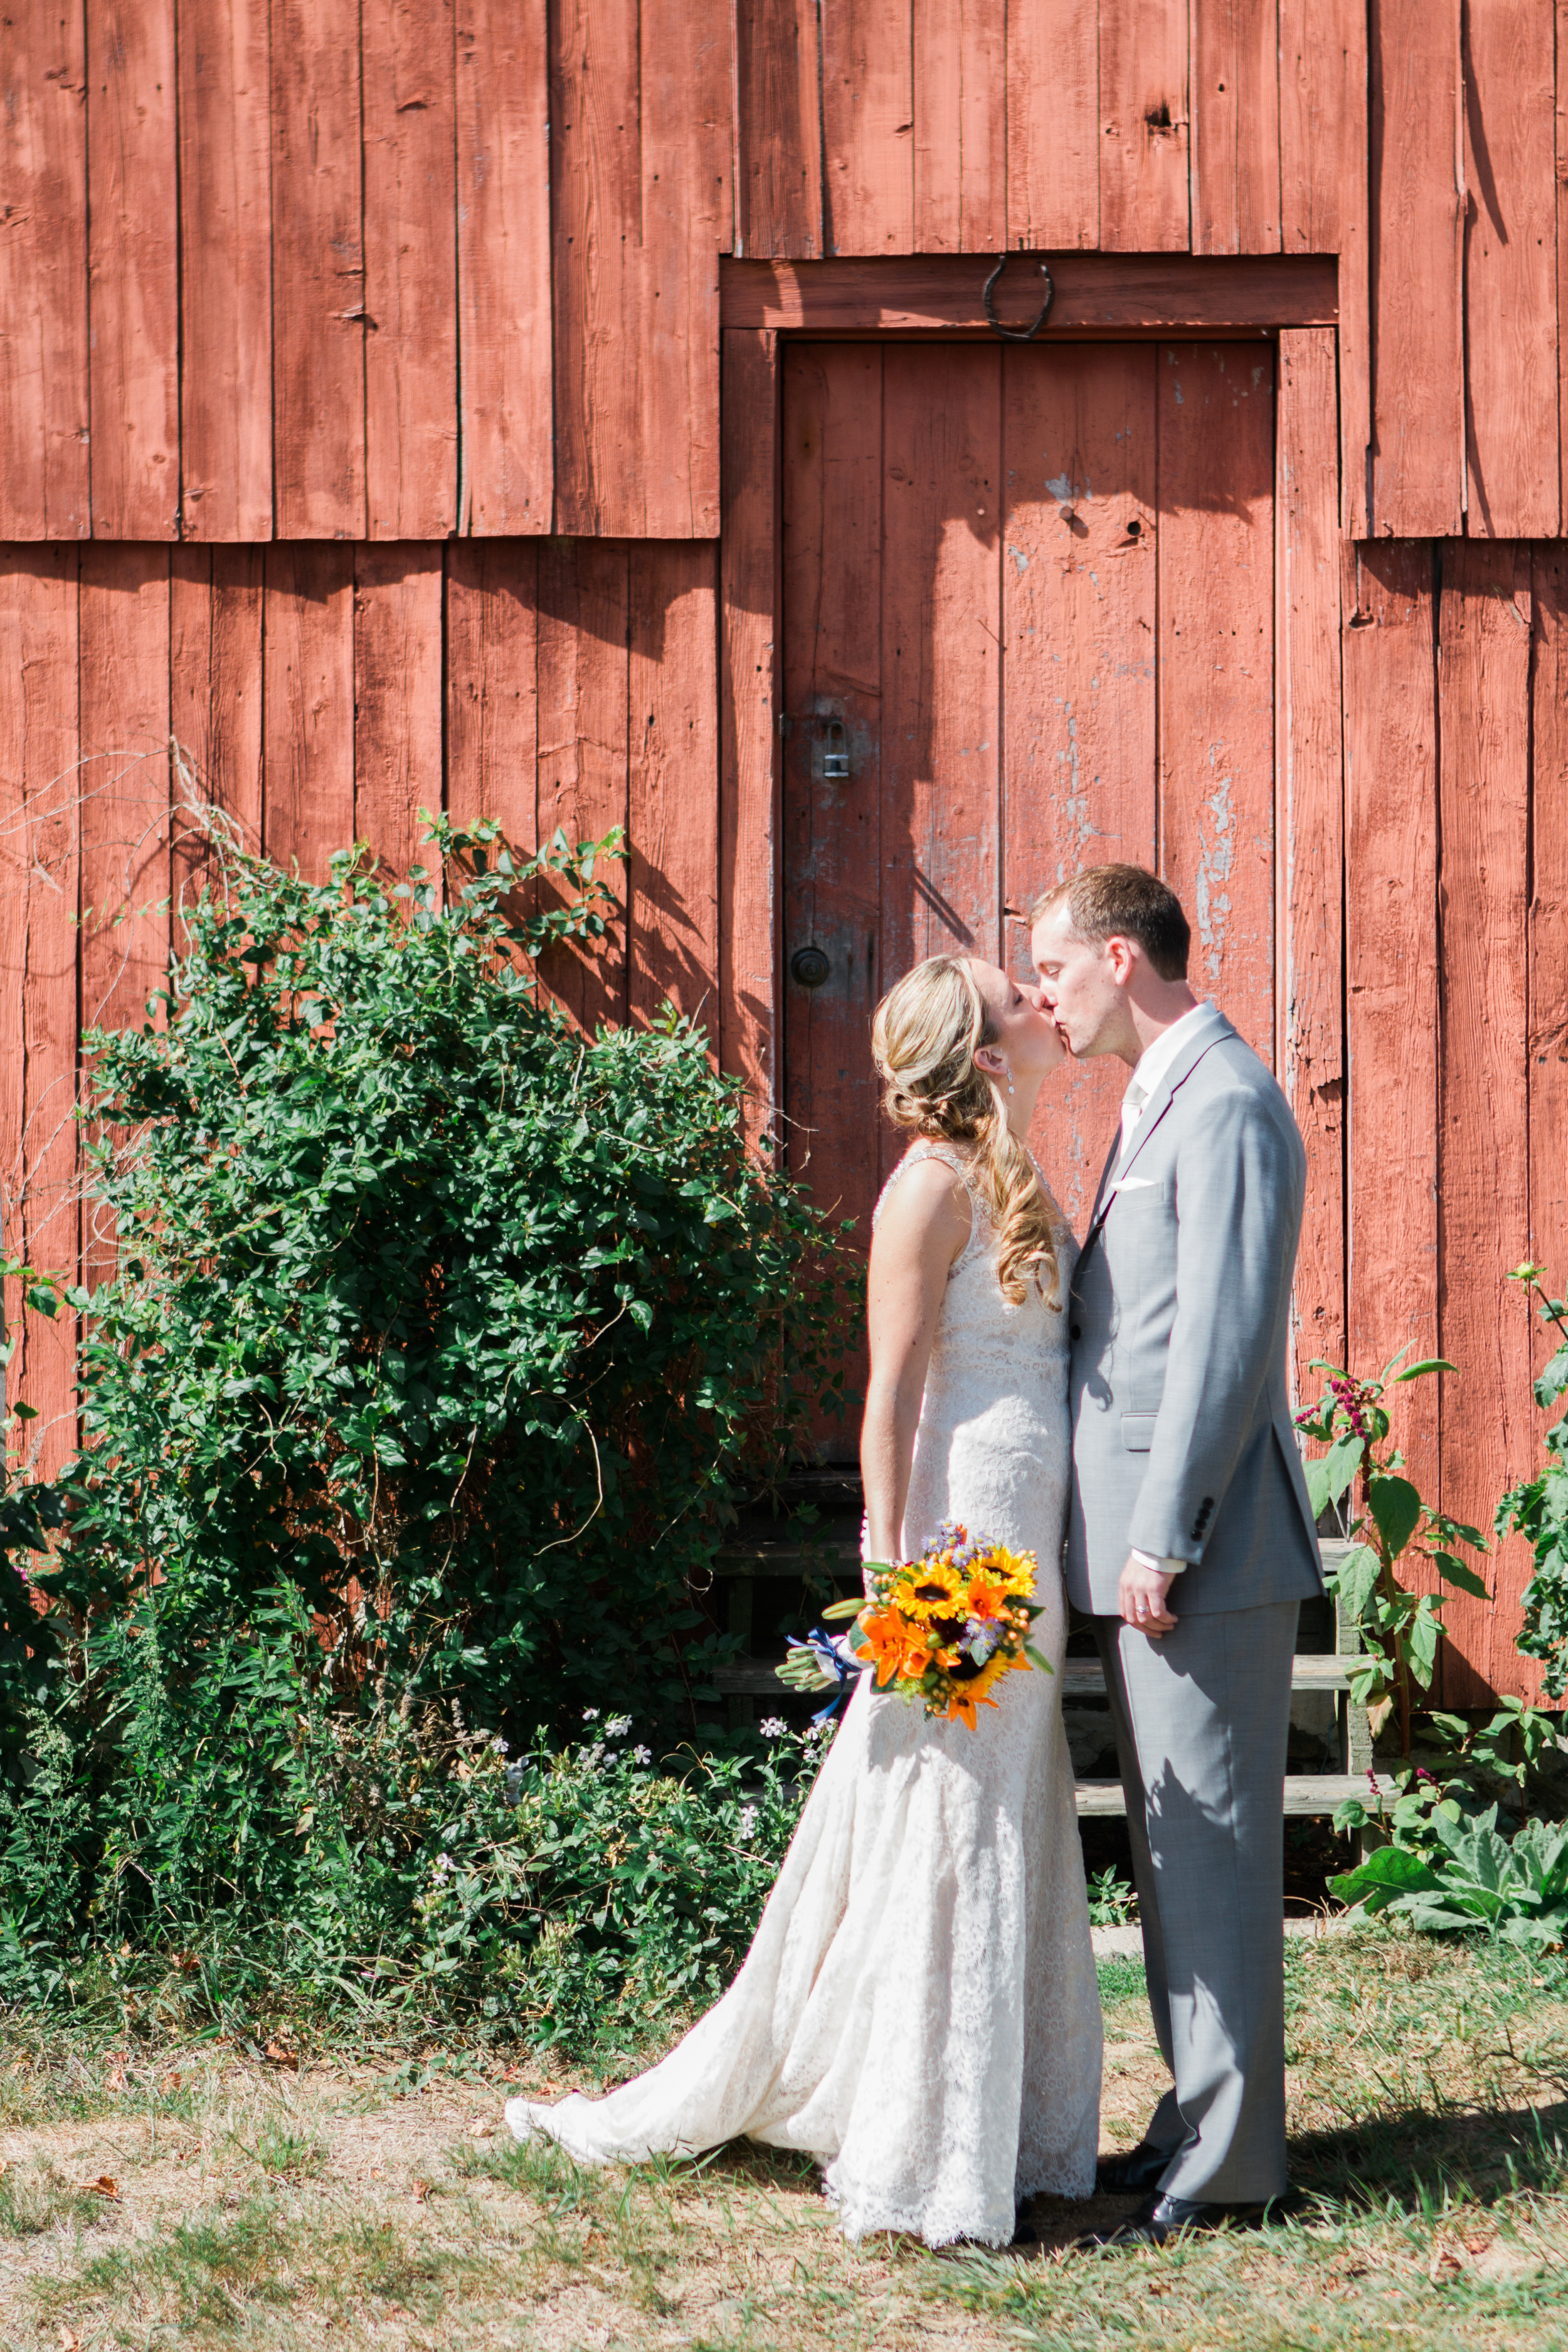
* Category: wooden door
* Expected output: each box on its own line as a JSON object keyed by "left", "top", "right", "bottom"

{"left": 781, "top": 339, "right": 1276, "bottom": 1453}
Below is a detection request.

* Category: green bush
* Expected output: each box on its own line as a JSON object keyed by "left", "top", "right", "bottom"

{"left": 0, "top": 816, "right": 855, "bottom": 2016}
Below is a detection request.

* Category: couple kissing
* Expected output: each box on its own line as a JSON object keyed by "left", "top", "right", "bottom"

{"left": 504, "top": 862, "right": 1324, "bottom": 2254}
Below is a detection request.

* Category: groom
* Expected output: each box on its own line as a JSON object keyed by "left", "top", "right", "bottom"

{"left": 1030, "top": 864, "right": 1322, "bottom": 2247}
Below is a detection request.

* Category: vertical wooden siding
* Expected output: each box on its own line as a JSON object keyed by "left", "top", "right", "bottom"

{"left": 6, "top": 0, "right": 1567, "bottom": 543}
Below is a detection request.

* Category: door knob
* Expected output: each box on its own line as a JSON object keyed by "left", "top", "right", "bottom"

{"left": 791, "top": 946, "right": 831, "bottom": 989}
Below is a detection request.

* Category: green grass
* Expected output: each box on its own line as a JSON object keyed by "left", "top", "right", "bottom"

{"left": 0, "top": 1926, "right": 1564, "bottom": 2351}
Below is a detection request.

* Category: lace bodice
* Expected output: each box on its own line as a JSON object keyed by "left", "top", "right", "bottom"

{"left": 874, "top": 1143, "right": 1077, "bottom": 1460}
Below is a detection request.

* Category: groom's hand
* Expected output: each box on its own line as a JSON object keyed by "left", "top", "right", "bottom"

{"left": 1118, "top": 1557, "right": 1179, "bottom": 1636}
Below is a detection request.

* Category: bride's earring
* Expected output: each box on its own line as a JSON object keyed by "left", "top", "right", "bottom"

{"left": 1005, "top": 1069, "right": 1015, "bottom": 1099}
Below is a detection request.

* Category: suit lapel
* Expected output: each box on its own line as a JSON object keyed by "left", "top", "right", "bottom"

{"left": 1078, "top": 1005, "right": 1236, "bottom": 1259}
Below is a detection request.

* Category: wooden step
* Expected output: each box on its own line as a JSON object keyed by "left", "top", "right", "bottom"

{"left": 712, "top": 1652, "right": 1367, "bottom": 1697}
{"left": 1074, "top": 1774, "right": 1394, "bottom": 1818}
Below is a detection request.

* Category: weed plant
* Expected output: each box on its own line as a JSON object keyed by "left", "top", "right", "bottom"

{"left": 0, "top": 817, "right": 856, "bottom": 2023}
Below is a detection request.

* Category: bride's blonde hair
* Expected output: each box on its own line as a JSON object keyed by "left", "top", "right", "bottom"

{"left": 871, "top": 956, "right": 1060, "bottom": 1310}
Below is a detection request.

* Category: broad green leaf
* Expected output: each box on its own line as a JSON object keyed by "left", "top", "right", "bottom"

{"left": 1328, "top": 1541, "right": 1380, "bottom": 1619}
{"left": 1392, "top": 1357, "right": 1458, "bottom": 1384}
{"left": 1430, "top": 1550, "right": 1490, "bottom": 1601}
{"left": 1367, "top": 1473, "right": 1422, "bottom": 1560}
{"left": 1534, "top": 1343, "right": 1568, "bottom": 1410}
{"left": 1305, "top": 1432, "right": 1364, "bottom": 1518}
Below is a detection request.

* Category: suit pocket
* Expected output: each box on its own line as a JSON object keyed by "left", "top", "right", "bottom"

{"left": 1120, "top": 1413, "right": 1156, "bottom": 1452}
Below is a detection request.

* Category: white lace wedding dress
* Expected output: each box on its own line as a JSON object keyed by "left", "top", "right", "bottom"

{"left": 504, "top": 1145, "right": 1102, "bottom": 2245}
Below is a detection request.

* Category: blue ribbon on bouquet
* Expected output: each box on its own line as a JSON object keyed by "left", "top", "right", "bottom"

{"left": 782, "top": 1626, "right": 867, "bottom": 1724}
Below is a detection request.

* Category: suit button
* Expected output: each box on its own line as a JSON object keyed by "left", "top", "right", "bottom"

{"left": 1070, "top": 1323, "right": 1081, "bottom": 1340}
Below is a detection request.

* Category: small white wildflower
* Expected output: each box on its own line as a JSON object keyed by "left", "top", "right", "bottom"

{"left": 435, "top": 1851, "right": 454, "bottom": 1876}
{"left": 492, "top": 1735, "right": 509, "bottom": 1756}
{"left": 605, "top": 1713, "right": 633, "bottom": 1738}
{"left": 736, "top": 1804, "right": 759, "bottom": 1843}
{"left": 631, "top": 1744, "right": 652, "bottom": 1765}
{"left": 758, "top": 1716, "right": 788, "bottom": 1740}
{"left": 580, "top": 1741, "right": 605, "bottom": 1769}
{"left": 581, "top": 1707, "right": 601, "bottom": 1722}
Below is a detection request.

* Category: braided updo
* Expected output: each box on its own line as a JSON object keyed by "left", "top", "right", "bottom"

{"left": 870, "top": 956, "right": 1060, "bottom": 1310}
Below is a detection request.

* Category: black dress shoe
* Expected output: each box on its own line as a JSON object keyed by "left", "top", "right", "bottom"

{"left": 1076, "top": 2190, "right": 1269, "bottom": 2248}
{"left": 1094, "top": 2141, "right": 1175, "bottom": 2195}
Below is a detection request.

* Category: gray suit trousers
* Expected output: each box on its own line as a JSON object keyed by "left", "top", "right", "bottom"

{"left": 1093, "top": 1599, "right": 1297, "bottom": 2204}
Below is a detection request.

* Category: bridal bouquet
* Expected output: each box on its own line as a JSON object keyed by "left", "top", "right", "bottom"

{"left": 822, "top": 1519, "right": 1049, "bottom": 1730}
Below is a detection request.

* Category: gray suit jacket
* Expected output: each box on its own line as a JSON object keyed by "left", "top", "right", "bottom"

{"left": 1065, "top": 1005, "right": 1324, "bottom": 1616}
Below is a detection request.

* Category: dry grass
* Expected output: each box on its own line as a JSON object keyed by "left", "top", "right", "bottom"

{"left": 0, "top": 1931, "right": 1564, "bottom": 2352}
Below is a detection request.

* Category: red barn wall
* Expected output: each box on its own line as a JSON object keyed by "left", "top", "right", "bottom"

{"left": 3, "top": 0, "right": 1568, "bottom": 1701}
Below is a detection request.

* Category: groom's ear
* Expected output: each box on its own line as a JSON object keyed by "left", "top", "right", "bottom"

{"left": 1104, "top": 933, "right": 1139, "bottom": 988}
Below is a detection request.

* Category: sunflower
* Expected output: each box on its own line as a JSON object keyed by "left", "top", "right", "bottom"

{"left": 893, "top": 1561, "right": 964, "bottom": 1621}
{"left": 941, "top": 1642, "right": 1030, "bottom": 1725}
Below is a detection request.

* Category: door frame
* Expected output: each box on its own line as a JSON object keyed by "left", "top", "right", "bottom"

{"left": 716, "top": 254, "right": 1347, "bottom": 1399}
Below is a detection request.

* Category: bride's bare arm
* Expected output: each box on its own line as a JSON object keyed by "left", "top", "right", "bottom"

{"left": 860, "top": 1162, "right": 972, "bottom": 1564}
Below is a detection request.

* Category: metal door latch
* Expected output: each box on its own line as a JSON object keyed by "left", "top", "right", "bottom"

{"left": 812, "top": 719, "right": 850, "bottom": 781}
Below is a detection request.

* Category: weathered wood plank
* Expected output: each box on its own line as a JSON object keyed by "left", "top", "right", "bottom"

{"left": 913, "top": 0, "right": 1006, "bottom": 254}
{"left": 1276, "top": 331, "right": 1345, "bottom": 1398}
{"left": 87, "top": 0, "right": 179, "bottom": 537}
{"left": 1156, "top": 344, "right": 1276, "bottom": 1064}
{"left": 549, "top": 0, "right": 643, "bottom": 534}
{"left": 352, "top": 547, "right": 444, "bottom": 877}
{"left": 628, "top": 542, "right": 721, "bottom": 1032}
{"left": 1006, "top": 0, "right": 1098, "bottom": 250}
{"left": 261, "top": 544, "right": 354, "bottom": 877}
{"left": 169, "top": 546, "right": 265, "bottom": 918}
{"left": 535, "top": 541, "right": 630, "bottom": 1034}
{"left": 0, "top": 3, "right": 89, "bottom": 538}
{"left": 1436, "top": 543, "right": 1533, "bottom": 1705}
{"left": 734, "top": 0, "right": 823, "bottom": 260}
{"left": 721, "top": 253, "right": 1337, "bottom": 331}
{"left": 1559, "top": 3, "right": 1568, "bottom": 538}
{"left": 362, "top": 0, "right": 457, "bottom": 538}
{"left": 780, "top": 344, "right": 884, "bottom": 1244}
{"left": 822, "top": 0, "right": 914, "bottom": 256}
{"left": 455, "top": 0, "right": 551, "bottom": 533}
{"left": 1281, "top": 0, "right": 1370, "bottom": 532}
{"left": 1191, "top": 0, "right": 1281, "bottom": 255}
{"left": 1461, "top": 0, "right": 1557, "bottom": 538}
{"left": 1000, "top": 342, "right": 1158, "bottom": 1231}
{"left": 1368, "top": 0, "right": 1463, "bottom": 538}
{"left": 719, "top": 329, "right": 781, "bottom": 1136}
{"left": 879, "top": 341, "right": 1001, "bottom": 1158}
{"left": 1099, "top": 0, "right": 1189, "bottom": 252}
{"left": 638, "top": 0, "right": 730, "bottom": 535}
{"left": 1342, "top": 543, "right": 1439, "bottom": 1639}
{"left": 1523, "top": 546, "right": 1568, "bottom": 1702}
{"left": 78, "top": 547, "right": 171, "bottom": 1298}
{"left": 0, "top": 548, "right": 80, "bottom": 1473}
{"left": 270, "top": 0, "right": 366, "bottom": 537}
{"left": 177, "top": 0, "right": 272, "bottom": 539}
{"left": 446, "top": 542, "right": 540, "bottom": 837}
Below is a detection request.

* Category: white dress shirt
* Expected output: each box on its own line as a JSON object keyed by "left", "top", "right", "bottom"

{"left": 1119, "top": 1002, "right": 1210, "bottom": 1581}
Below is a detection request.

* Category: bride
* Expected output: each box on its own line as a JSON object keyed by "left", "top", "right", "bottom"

{"left": 504, "top": 955, "right": 1101, "bottom": 2247}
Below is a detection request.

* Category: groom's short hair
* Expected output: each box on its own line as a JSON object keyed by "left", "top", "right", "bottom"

{"left": 1029, "top": 865, "right": 1190, "bottom": 982}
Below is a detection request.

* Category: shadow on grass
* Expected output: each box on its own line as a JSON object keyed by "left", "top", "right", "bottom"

{"left": 1290, "top": 2093, "right": 1568, "bottom": 2213}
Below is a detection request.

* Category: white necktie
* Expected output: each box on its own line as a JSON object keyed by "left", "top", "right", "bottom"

{"left": 1118, "top": 1076, "right": 1148, "bottom": 1163}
